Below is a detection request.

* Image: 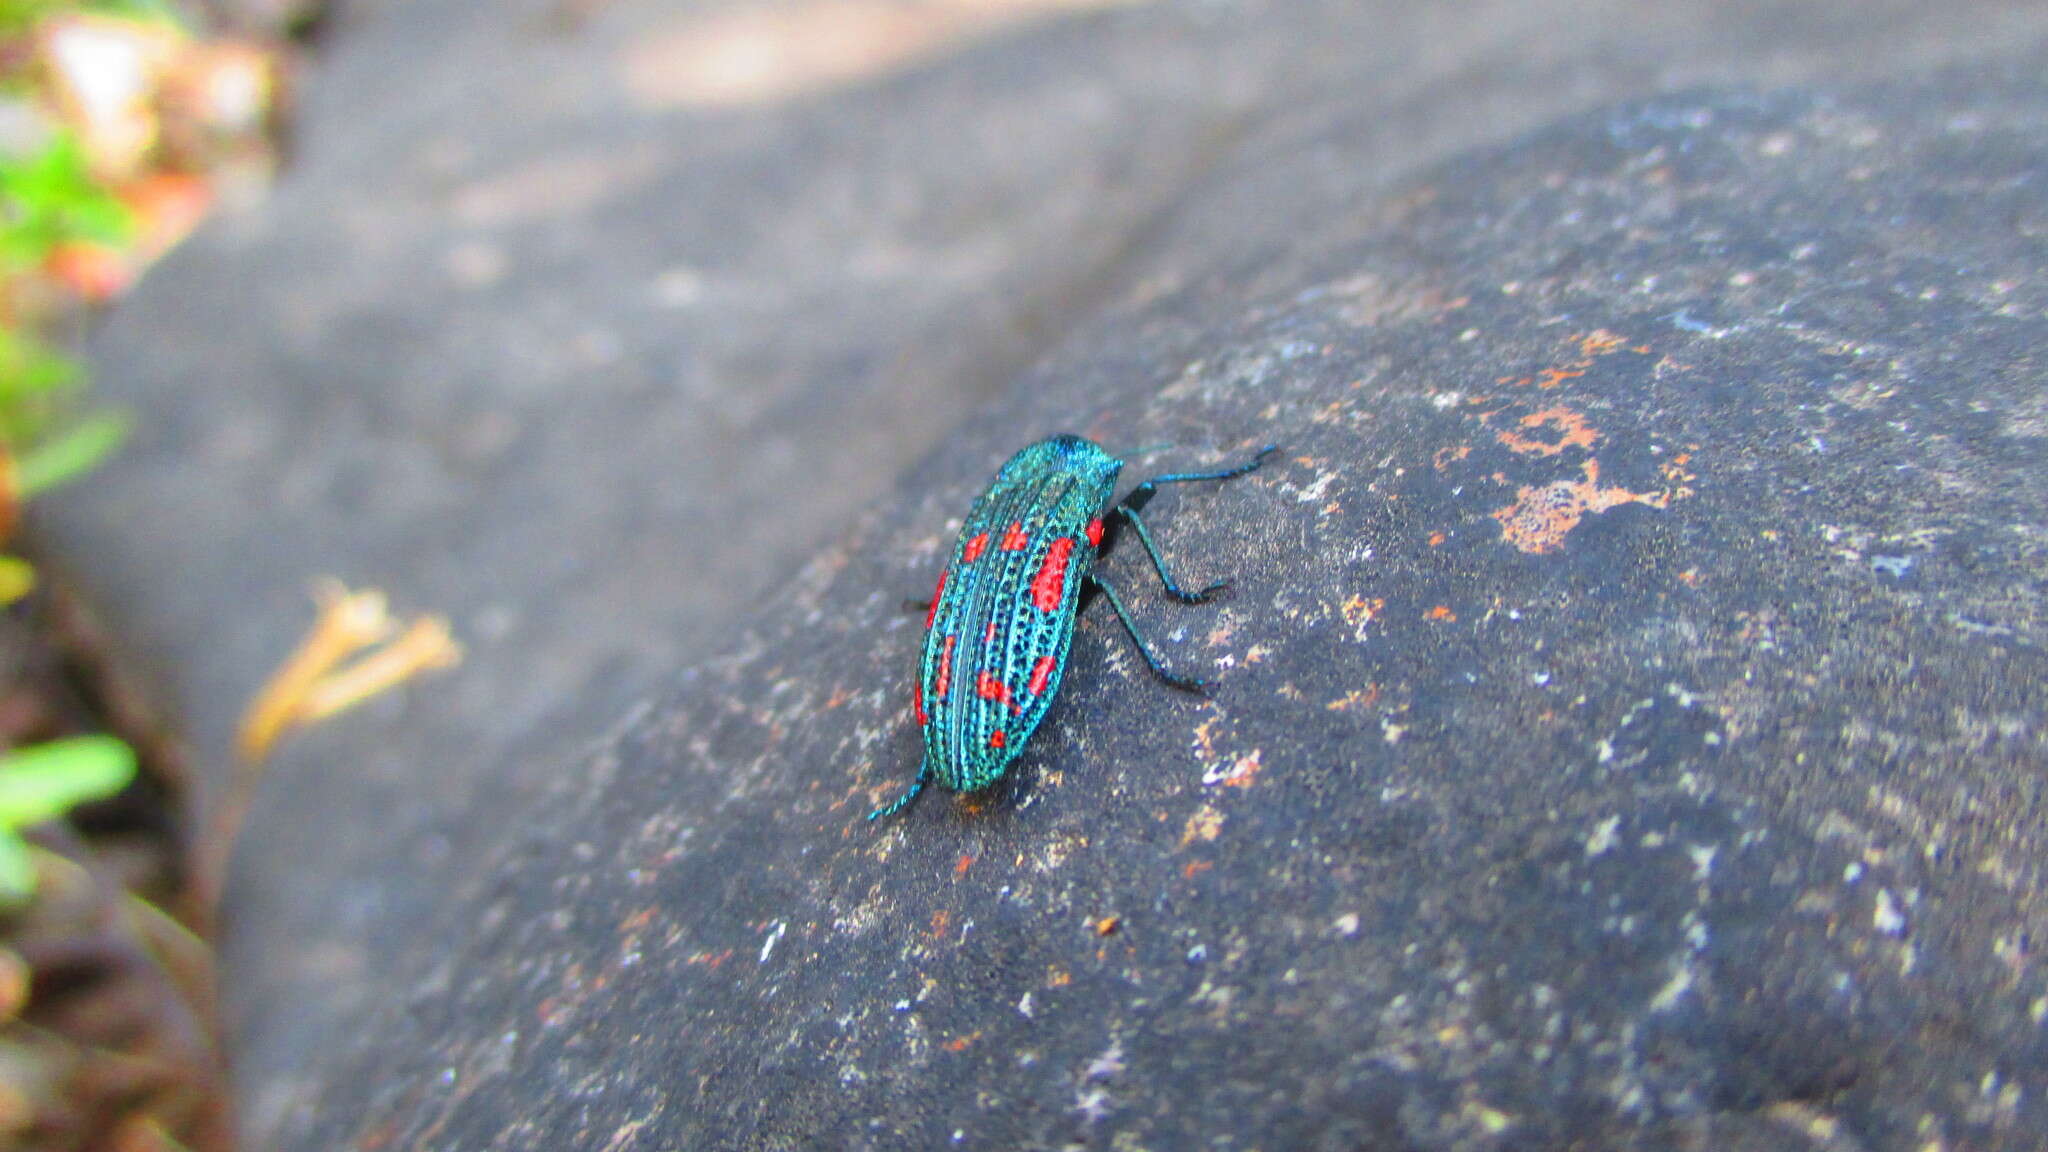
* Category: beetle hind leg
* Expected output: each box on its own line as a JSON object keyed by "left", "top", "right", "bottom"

{"left": 867, "top": 756, "right": 932, "bottom": 821}
{"left": 1089, "top": 575, "right": 1206, "bottom": 694}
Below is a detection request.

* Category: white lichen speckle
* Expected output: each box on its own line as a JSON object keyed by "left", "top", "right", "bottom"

{"left": 1295, "top": 470, "right": 1337, "bottom": 503}
{"left": 1875, "top": 888, "right": 1908, "bottom": 935}
{"left": 1084, "top": 1040, "right": 1125, "bottom": 1081}
{"left": 1649, "top": 961, "right": 1694, "bottom": 1012}
{"left": 1074, "top": 1087, "right": 1113, "bottom": 1125}
{"left": 1586, "top": 816, "right": 1622, "bottom": 857}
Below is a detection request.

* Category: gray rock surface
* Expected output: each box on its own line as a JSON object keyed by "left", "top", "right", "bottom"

{"left": 34, "top": 0, "right": 2048, "bottom": 1148}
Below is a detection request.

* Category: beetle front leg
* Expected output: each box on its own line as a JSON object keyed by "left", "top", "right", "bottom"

{"left": 1104, "top": 444, "right": 1277, "bottom": 600}
{"left": 1087, "top": 575, "right": 1205, "bottom": 694}
{"left": 1113, "top": 444, "right": 1279, "bottom": 516}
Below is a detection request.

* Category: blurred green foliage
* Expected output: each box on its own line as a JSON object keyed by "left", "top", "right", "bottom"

{"left": 0, "top": 130, "right": 131, "bottom": 268}
{"left": 0, "top": 0, "right": 182, "bottom": 39}
{"left": 0, "top": 128, "right": 133, "bottom": 490}
{"left": 0, "top": 735, "right": 136, "bottom": 905}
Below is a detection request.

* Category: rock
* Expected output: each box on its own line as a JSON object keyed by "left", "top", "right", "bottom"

{"left": 35, "top": 0, "right": 2048, "bottom": 1147}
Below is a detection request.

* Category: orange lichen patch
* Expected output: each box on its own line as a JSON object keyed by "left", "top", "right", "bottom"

{"left": 1428, "top": 530, "right": 1447, "bottom": 548}
{"left": 1426, "top": 605, "right": 1458, "bottom": 622}
{"left": 927, "top": 908, "right": 952, "bottom": 941}
{"left": 686, "top": 948, "right": 735, "bottom": 968}
{"left": 618, "top": 907, "right": 656, "bottom": 933}
{"left": 1492, "top": 459, "right": 1684, "bottom": 554}
{"left": 954, "top": 853, "right": 976, "bottom": 877}
{"left": 1579, "top": 329, "right": 1629, "bottom": 358}
{"left": 1340, "top": 594, "right": 1385, "bottom": 642}
{"left": 1678, "top": 569, "right": 1703, "bottom": 587}
{"left": 1496, "top": 407, "right": 1599, "bottom": 457}
{"left": 1094, "top": 916, "right": 1121, "bottom": 937}
{"left": 1181, "top": 804, "right": 1224, "bottom": 845}
{"left": 1183, "top": 860, "right": 1214, "bottom": 879}
{"left": 1662, "top": 453, "right": 1697, "bottom": 494}
{"left": 1433, "top": 444, "right": 1472, "bottom": 472}
{"left": 943, "top": 1031, "right": 982, "bottom": 1052}
{"left": 1327, "top": 686, "right": 1381, "bottom": 712}
{"left": 1498, "top": 329, "right": 1648, "bottom": 395}
{"left": 1048, "top": 967, "right": 1073, "bottom": 987}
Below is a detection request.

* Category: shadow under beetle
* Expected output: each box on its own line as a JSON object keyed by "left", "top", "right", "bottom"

{"left": 869, "top": 435, "right": 1277, "bottom": 820}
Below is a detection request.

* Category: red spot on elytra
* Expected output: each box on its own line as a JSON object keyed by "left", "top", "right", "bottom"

{"left": 1027, "top": 654, "right": 1056, "bottom": 695}
{"left": 933, "top": 635, "right": 956, "bottom": 700}
{"left": 1086, "top": 517, "right": 1104, "bottom": 547}
{"left": 914, "top": 683, "right": 926, "bottom": 725}
{"left": 1031, "top": 537, "right": 1077, "bottom": 611}
{"left": 925, "top": 572, "right": 945, "bottom": 630}
{"left": 989, "top": 730, "right": 1007, "bottom": 749}
{"left": 985, "top": 620, "right": 998, "bottom": 643}
{"left": 1000, "top": 522, "right": 1029, "bottom": 551}
{"left": 976, "top": 671, "right": 1012, "bottom": 705}
{"left": 962, "top": 532, "right": 989, "bottom": 562}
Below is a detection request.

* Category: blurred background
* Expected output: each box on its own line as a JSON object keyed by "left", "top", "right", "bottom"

{"left": 1, "top": 1, "right": 2045, "bottom": 1149}
{"left": 0, "top": 2, "right": 283, "bottom": 1147}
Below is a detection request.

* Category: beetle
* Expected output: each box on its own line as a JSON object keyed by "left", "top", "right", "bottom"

{"left": 868, "top": 434, "right": 1277, "bottom": 820}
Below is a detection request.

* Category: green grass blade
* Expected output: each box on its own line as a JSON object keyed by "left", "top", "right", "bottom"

{"left": 14, "top": 411, "right": 128, "bottom": 495}
{"left": 0, "top": 735, "right": 137, "bottom": 829}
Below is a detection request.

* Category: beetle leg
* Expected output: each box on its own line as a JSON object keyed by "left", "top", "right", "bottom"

{"left": 1077, "top": 579, "right": 1102, "bottom": 612}
{"left": 1103, "top": 444, "right": 1275, "bottom": 599}
{"left": 1088, "top": 575, "right": 1205, "bottom": 694}
{"left": 1112, "top": 506, "right": 1230, "bottom": 603}
{"left": 1113, "top": 443, "right": 1279, "bottom": 518}
{"left": 867, "top": 756, "right": 931, "bottom": 821}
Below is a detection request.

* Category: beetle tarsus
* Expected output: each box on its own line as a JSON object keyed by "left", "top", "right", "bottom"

{"left": 868, "top": 758, "right": 930, "bottom": 820}
{"left": 1107, "top": 445, "right": 1276, "bottom": 600}
{"left": 1090, "top": 575, "right": 1209, "bottom": 692}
